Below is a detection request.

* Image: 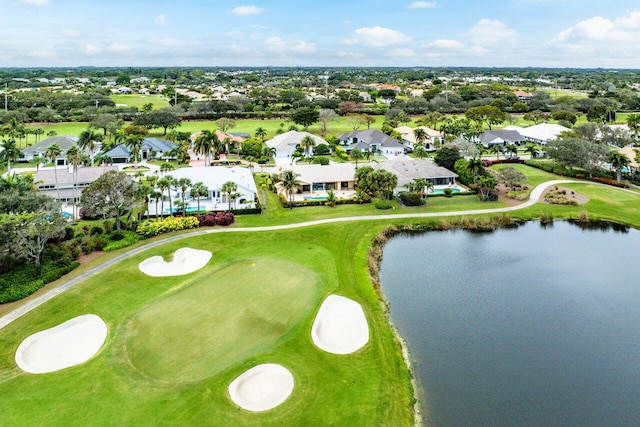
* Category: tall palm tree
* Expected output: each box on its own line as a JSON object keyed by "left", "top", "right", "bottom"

{"left": 627, "top": 114, "right": 640, "bottom": 142}
{"left": 1, "top": 138, "right": 21, "bottom": 174}
{"left": 157, "top": 176, "right": 173, "bottom": 217}
{"left": 609, "top": 151, "right": 630, "bottom": 182}
{"left": 160, "top": 162, "right": 175, "bottom": 175}
{"left": 349, "top": 148, "right": 364, "bottom": 168}
{"left": 413, "top": 145, "right": 428, "bottom": 159}
{"left": 45, "top": 143, "right": 62, "bottom": 200}
{"left": 126, "top": 134, "right": 145, "bottom": 170}
{"left": 150, "top": 190, "right": 162, "bottom": 219}
{"left": 221, "top": 181, "right": 238, "bottom": 212}
{"left": 524, "top": 143, "right": 539, "bottom": 159}
{"left": 299, "top": 135, "right": 316, "bottom": 157}
{"left": 94, "top": 153, "right": 113, "bottom": 172}
{"left": 191, "top": 181, "right": 208, "bottom": 213}
{"left": 77, "top": 129, "right": 102, "bottom": 166}
{"left": 194, "top": 130, "right": 215, "bottom": 166}
{"left": 490, "top": 144, "right": 503, "bottom": 160}
{"left": 279, "top": 170, "right": 301, "bottom": 207}
{"left": 66, "top": 146, "right": 87, "bottom": 218}
{"left": 176, "top": 177, "right": 192, "bottom": 216}
{"left": 254, "top": 127, "right": 267, "bottom": 142}
{"left": 413, "top": 127, "right": 428, "bottom": 148}
{"left": 467, "top": 157, "right": 485, "bottom": 184}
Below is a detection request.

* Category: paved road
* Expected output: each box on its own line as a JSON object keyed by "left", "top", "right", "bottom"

{"left": 0, "top": 180, "right": 629, "bottom": 330}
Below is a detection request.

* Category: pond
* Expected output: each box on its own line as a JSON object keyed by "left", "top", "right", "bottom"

{"left": 379, "top": 221, "right": 640, "bottom": 426}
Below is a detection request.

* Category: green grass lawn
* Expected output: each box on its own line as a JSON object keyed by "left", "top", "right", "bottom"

{"left": 110, "top": 94, "right": 171, "bottom": 109}
{"left": 0, "top": 223, "right": 414, "bottom": 425}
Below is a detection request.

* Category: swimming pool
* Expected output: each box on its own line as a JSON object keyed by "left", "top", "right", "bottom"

{"left": 303, "top": 196, "right": 327, "bottom": 201}
{"left": 431, "top": 188, "right": 462, "bottom": 195}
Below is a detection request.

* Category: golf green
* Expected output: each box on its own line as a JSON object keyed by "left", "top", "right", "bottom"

{"left": 125, "top": 258, "right": 321, "bottom": 382}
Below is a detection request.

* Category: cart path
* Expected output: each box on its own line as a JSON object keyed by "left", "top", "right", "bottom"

{"left": 0, "top": 180, "right": 630, "bottom": 330}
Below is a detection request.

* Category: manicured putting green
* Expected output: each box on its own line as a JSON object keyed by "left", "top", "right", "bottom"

{"left": 125, "top": 257, "right": 320, "bottom": 382}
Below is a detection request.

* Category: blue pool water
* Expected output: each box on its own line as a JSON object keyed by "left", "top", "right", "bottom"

{"left": 303, "top": 196, "right": 327, "bottom": 201}
{"left": 431, "top": 188, "right": 462, "bottom": 195}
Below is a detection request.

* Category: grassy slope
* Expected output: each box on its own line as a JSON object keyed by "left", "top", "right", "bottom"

{"left": 110, "top": 94, "right": 171, "bottom": 109}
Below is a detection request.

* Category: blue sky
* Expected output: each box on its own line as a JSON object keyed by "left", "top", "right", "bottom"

{"left": 2, "top": 0, "right": 640, "bottom": 68}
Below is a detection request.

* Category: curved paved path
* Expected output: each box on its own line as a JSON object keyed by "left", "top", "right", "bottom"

{"left": 0, "top": 180, "right": 629, "bottom": 330}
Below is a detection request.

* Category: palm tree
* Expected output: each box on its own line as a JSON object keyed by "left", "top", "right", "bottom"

{"left": 157, "top": 176, "right": 173, "bottom": 217}
{"left": 413, "top": 127, "right": 428, "bottom": 147}
{"left": 160, "top": 162, "right": 175, "bottom": 175}
{"left": 467, "top": 157, "right": 485, "bottom": 183}
{"left": 66, "top": 145, "right": 87, "bottom": 218}
{"left": 490, "top": 144, "right": 503, "bottom": 160}
{"left": 191, "top": 181, "right": 208, "bottom": 213}
{"left": 125, "top": 134, "right": 145, "bottom": 170}
{"left": 413, "top": 145, "right": 428, "bottom": 159}
{"left": 254, "top": 127, "right": 267, "bottom": 142}
{"left": 176, "top": 177, "right": 192, "bottom": 216}
{"left": 94, "top": 153, "right": 113, "bottom": 172}
{"left": 627, "top": 114, "right": 640, "bottom": 142}
{"left": 33, "top": 128, "right": 45, "bottom": 143}
{"left": 424, "top": 180, "right": 434, "bottom": 203}
{"left": 221, "top": 181, "right": 238, "bottom": 212}
{"left": 45, "top": 143, "right": 62, "bottom": 200}
{"left": 349, "top": 148, "right": 364, "bottom": 168}
{"left": 2, "top": 118, "right": 25, "bottom": 146}
{"left": 194, "top": 130, "right": 215, "bottom": 166}
{"left": 609, "top": 151, "right": 630, "bottom": 182}
{"left": 299, "top": 135, "right": 316, "bottom": 157}
{"left": 149, "top": 190, "right": 162, "bottom": 219}
{"left": 524, "top": 143, "right": 539, "bottom": 159}
{"left": 77, "top": 129, "right": 102, "bottom": 166}
{"left": 1, "top": 139, "right": 21, "bottom": 174}
{"left": 505, "top": 144, "right": 518, "bottom": 158}
{"left": 279, "top": 170, "right": 301, "bottom": 207}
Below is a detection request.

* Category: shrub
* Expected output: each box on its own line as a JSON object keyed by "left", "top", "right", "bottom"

{"left": 592, "top": 177, "right": 628, "bottom": 188}
{"left": 374, "top": 200, "right": 393, "bottom": 210}
{"left": 137, "top": 216, "right": 200, "bottom": 237}
{"left": 398, "top": 192, "right": 425, "bottom": 206}
{"left": 195, "top": 212, "right": 235, "bottom": 227}
{"left": 312, "top": 157, "right": 330, "bottom": 165}
{"left": 443, "top": 188, "right": 454, "bottom": 197}
{"left": 315, "top": 143, "right": 331, "bottom": 155}
{"left": 103, "top": 231, "right": 144, "bottom": 252}
{"left": 90, "top": 225, "right": 104, "bottom": 235}
{"left": 335, "top": 146, "right": 349, "bottom": 161}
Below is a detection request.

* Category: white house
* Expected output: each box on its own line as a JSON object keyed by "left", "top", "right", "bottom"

{"left": 157, "top": 166, "right": 257, "bottom": 214}
{"left": 265, "top": 131, "right": 328, "bottom": 165}
{"left": 504, "top": 123, "right": 570, "bottom": 145}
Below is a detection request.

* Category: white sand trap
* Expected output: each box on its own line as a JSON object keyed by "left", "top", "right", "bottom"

{"left": 311, "top": 294, "right": 369, "bottom": 355}
{"left": 15, "top": 314, "right": 108, "bottom": 374}
{"left": 228, "top": 363, "right": 294, "bottom": 412}
{"left": 138, "top": 247, "right": 212, "bottom": 277}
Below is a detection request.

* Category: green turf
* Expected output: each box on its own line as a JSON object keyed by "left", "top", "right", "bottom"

{"left": 126, "top": 257, "right": 321, "bottom": 382}
{"left": 110, "top": 94, "right": 171, "bottom": 109}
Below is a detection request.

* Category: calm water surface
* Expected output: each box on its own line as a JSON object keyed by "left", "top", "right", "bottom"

{"left": 379, "top": 221, "right": 640, "bottom": 426}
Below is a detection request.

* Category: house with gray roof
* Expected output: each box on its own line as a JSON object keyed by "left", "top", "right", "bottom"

{"left": 276, "top": 163, "right": 357, "bottom": 199}
{"left": 102, "top": 138, "right": 177, "bottom": 163}
{"left": 372, "top": 157, "right": 458, "bottom": 192}
{"left": 339, "top": 129, "right": 405, "bottom": 157}
{"left": 476, "top": 129, "right": 525, "bottom": 148}
{"left": 19, "top": 136, "right": 81, "bottom": 165}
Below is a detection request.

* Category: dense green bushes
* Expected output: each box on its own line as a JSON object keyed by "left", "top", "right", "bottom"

{"left": 398, "top": 192, "right": 425, "bottom": 206}
{"left": 0, "top": 259, "right": 80, "bottom": 304}
{"left": 103, "top": 231, "right": 144, "bottom": 251}
{"left": 137, "top": 216, "right": 200, "bottom": 238}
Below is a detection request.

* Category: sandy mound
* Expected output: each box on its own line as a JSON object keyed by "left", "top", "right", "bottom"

{"left": 15, "top": 314, "right": 108, "bottom": 374}
{"left": 138, "top": 248, "right": 212, "bottom": 277}
{"left": 311, "top": 294, "right": 369, "bottom": 355}
{"left": 228, "top": 363, "right": 294, "bottom": 411}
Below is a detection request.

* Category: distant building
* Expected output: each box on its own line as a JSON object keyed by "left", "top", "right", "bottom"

{"left": 372, "top": 157, "right": 458, "bottom": 192}
{"left": 102, "top": 138, "right": 177, "bottom": 163}
{"left": 514, "top": 90, "right": 533, "bottom": 101}
{"left": 476, "top": 129, "right": 526, "bottom": 147}
{"left": 35, "top": 166, "right": 119, "bottom": 203}
{"left": 20, "top": 136, "right": 82, "bottom": 165}
{"left": 339, "top": 129, "right": 404, "bottom": 157}
{"left": 504, "top": 123, "right": 570, "bottom": 145}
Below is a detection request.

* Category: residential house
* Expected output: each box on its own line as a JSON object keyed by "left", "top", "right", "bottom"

{"left": 157, "top": 166, "right": 257, "bottom": 214}
{"left": 395, "top": 126, "right": 443, "bottom": 151}
{"left": 619, "top": 147, "right": 639, "bottom": 173}
{"left": 514, "top": 90, "right": 533, "bottom": 101}
{"left": 102, "top": 138, "right": 177, "bottom": 163}
{"left": 35, "top": 165, "right": 119, "bottom": 202}
{"left": 266, "top": 131, "right": 328, "bottom": 164}
{"left": 19, "top": 135, "right": 81, "bottom": 164}
{"left": 340, "top": 129, "right": 405, "bottom": 157}
{"left": 372, "top": 157, "right": 458, "bottom": 192}
{"left": 504, "top": 123, "right": 570, "bottom": 145}
{"left": 276, "top": 163, "right": 357, "bottom": 200}
{"left": 476, "top": 129, "right": 525, "bottom": 148}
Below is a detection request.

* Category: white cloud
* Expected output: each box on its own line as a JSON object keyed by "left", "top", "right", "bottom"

{"left": 18, "top": 0, "right": 48, "bottom": 5}
{"left": 149, "top": 36, "right": 198, "bottom": 47}
{"left": 226, "top": 30, "right": 243, "bottom": 37}
{"left": 468, "top": 19, "right": 517, "bottom": 46}
{"left": 59, "top": 29, "right": 80, "bottom": 37}
{"left": 154, "top": 14, "right": 168, "bottom": 26}
{"left": 107, "top": 44, "right": 132, "bottom": 53}
{"left": 84, "top": 44, "right": 101, "bottom": 55}
{"left": 406, "top": 1, "right": 437, "bottom": 9}
{"left": 229, "top": 5, "right": 264, "bottom": 16}
{"left": 425, "top": 39, "right": 465, "bottom": 50}
{"left": 345, "top": 26, "right": 412, "bottom": 47}
{"left": 266, "top": 37, "right": 316, "bottom": 53}
{"left": 386, "top": 48, "right": 416, "bottom": 58}
{"left": 336, "top": 50, "right": 365, "bottom": 59}
{"left": 553, "top": 10, "right": 640, "bottom": 43}
{"left": 28, "top": 50, "right": 57, "bottom": 58}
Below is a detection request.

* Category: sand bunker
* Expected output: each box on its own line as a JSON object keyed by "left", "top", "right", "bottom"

{"left": 15, "top": 314, "right": 108, "bottom": 374}
{"left": 311, "top": 294, "right": 369, "bottom": 355}
{"left": 228, "top": 363, "right": 294, "bottom": 412}
{"left": 138, "top": 248, "right": 212, "bottom": 277}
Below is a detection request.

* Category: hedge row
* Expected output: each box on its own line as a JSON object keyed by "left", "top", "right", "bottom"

{"left": 137, "top": 216, "right": 200, "bottom": 238}
{"left": 0, "top": 260, "right": 80, "bottom": 304}
{"left": 103, "top": 231, "right": 145, "bottom": 251}
{"left": 196, "top": 212, "right": 235, "bottom": 226}
{"left": 525, "top": 160, "right": 628, "bottom": 188}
